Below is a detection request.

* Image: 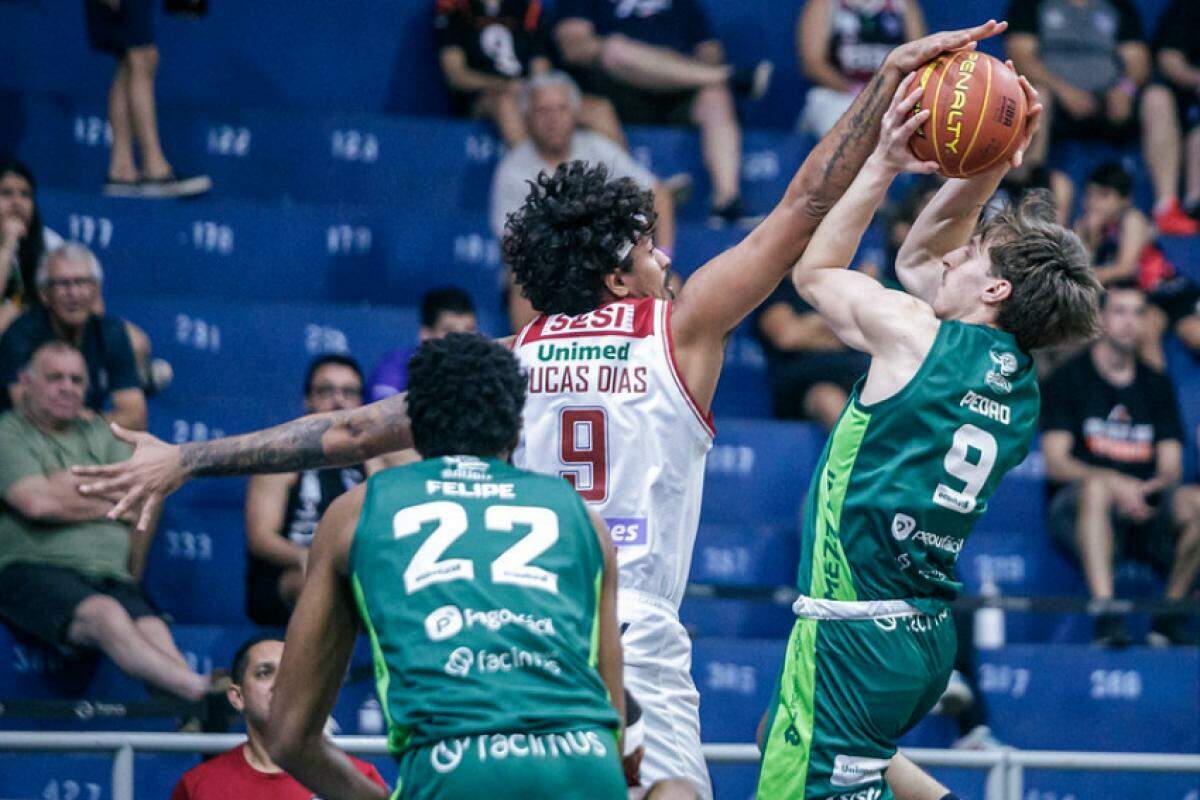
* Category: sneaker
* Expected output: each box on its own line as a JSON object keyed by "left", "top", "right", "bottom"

{"left": 1092, "top": 611, "right": 1133, "bottom": 648}
{"left": 1147, "top": 611, "right": 1198, "bottom": 647}
{"left": 137, "top": 173, "right": 213, "bottom": 199}
{"left": 953, "top": 724, "right": 1004, "bottom": 751}
{"left": 103, "top": 177, "right": 142, "bottom": 197}
{"left": 932, "top": 669, "right": 974, "bottom": 717}
{"left": 730, "top": 60, "right": 773, "bottom": 101}
{"left": 662, "top": 173, "right": 694, "bottom": 207}
{"left": 1154, "top": 199, "right": 1199, "bottom": 236}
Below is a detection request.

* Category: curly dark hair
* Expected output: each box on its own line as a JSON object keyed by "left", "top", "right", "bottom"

{"left": 406, "top": 333, "right": 526, "bottom": 459}
{"left": 502, "top": 160, "right": 656, "bottom": 316}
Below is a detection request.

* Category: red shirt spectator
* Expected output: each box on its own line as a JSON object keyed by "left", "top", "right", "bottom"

{"left": 170, "top": 745, "right": 386, "bottom": 799}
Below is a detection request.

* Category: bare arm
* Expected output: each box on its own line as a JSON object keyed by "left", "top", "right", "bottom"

{"left": 126, "top": 505, "right": 161, "bottom": 582}
{"left": 670, "top": 21, "right": 1008, "bottom": 407}
{"left": 106, "top": 388, "right": 147, "bottom": 432}
{"left": 895, "top": 69, "right": 1042, "bottom": 303}
{"left": 798, "top": 0, "right": 851, "bottom": 91}
{"left": 439, "top": 46, "right": 513, "bottom": 94}
{"left": 266, "top": 485, "right": 385, "bottom": 800}
{"left": 757, "top": 303, "right": 844, "bottom": 351}
{"left": 693, "top": 39, "right": 724, "bottom": 67}
{"left": 587, "top": 509, "right": 624, "bottom": 732}
{"left": 1007, "top": 33, "right": 1058, "bottom": 92}
{"left": 5, "top": 472, "right": 120, "bottom": 523}
{"left": 1147, "top": 439, "right": 1184, "bottom": 490}
{"left": 1116, "top": 42, "right": 1151, "bottom": 86}
{"left": 245, "top": 473, "right": 307, "bottom": 570}
{"left": 555, "top": 18, "right": 602, "bottom": 66}
{"left": 886, "top": 752, "right": 949, "bottom": 800}
{"left": 1041, "top": 430, "right": 1101, "bottom": 484}
{"left": 1093, "top": 211, "right": 1151, "bottom": 285}
{"left": 1158, "top": 49, "right": 1200, "bottom": 92}
{"left": 651, "top": 182, "right": 676, "bottom": 253}
{"left": 902, "top": 0, "right": 927, "bottom": 43}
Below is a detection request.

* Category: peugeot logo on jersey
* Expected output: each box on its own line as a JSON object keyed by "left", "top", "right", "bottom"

{"left": 891, "top": 513, "right": 917, "bottom": 541}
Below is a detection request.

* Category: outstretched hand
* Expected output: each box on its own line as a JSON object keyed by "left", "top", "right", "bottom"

{"left": 883, "top": 19, "right": 1008, "bottom": 76}
{"left": 72, "top": 423, "right": 189, "bottom": 533}
{"left": 872, "top": 72, "right": 939, "bottom": 176}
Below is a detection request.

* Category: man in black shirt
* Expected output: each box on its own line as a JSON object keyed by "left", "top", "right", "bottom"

{"left": 1041, "top": 284, "right": 1200, "bottom": 646}
{"left": 0, "top": 243, "right": 145, "bottom": 431}
{"left": 1155, "top": 0, "right": 1200, "bottom": 218}
{"left": 435, "top": 0, "right": 623, "bottom": 146}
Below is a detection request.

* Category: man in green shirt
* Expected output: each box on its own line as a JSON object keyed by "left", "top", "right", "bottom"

{"left": 0, "top": 341, "right": 211, "bottom": 702}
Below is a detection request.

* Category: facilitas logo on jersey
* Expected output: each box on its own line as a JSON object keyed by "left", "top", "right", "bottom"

{"left": 443, "top": 645, "right": 562, "bottom": 678}
{"left": 429, "top": 730, "right": 611, "bottom": 775}
{"left": 425, "top": 605, "right": 556, "bottom": 642}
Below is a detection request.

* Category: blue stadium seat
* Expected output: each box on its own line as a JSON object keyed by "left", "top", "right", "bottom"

{"left": 691, "top": 638, "right": 784, "bottom": 743}
{"left": 690, "top": 523, "right": 798, "bottom": 587}
{"left": 701, "top": 419, "right": 825, "bottom": 525}
{"left": 143, "top": 508, "right": 248, "bottom": 625}
{"left": 680, "top": 597, "right": 795, "bottom": 639}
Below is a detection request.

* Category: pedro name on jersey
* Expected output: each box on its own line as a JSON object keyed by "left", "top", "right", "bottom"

{"left": 512, "top": 297, "right": 713, "bottom": 608}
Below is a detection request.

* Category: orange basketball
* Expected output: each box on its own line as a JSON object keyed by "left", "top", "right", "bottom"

{"left": 909, "top": 51, "right": 1026, "bottom": 178}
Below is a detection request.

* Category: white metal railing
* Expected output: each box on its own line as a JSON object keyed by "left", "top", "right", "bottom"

{"left": 1, "top": 732, "right": 1198, "bottom": 800}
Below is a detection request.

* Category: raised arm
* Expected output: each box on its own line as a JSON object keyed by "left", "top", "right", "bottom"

{"left": 74, "top": 392, "right": 413, "bottom": 532}
{"left": 895, "top": 67, "right": 1041, "bottom": 303}
{"left": 670, "top": 22, "right": 1007, "bottom": 400}
{"left": 791, "top": 75, "right": 940, "bottom": 361}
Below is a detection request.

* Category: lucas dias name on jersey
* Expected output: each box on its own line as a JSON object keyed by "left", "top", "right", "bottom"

{"left": 527, "top": 363, "right": 648, "bottom": 395}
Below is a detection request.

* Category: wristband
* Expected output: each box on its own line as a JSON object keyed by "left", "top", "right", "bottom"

{"left": 1117, "top": 77, "right": 1138, "bottom": 97}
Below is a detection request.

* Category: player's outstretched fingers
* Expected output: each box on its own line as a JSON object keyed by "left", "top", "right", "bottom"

{"left": 107, "top": 484, "right": 146, "bottom": 523}
{"left": 135, "top": 494, "right": 162, "bottom": 535}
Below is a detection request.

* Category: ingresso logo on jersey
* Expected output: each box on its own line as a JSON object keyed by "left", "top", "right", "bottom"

{"left": 424, "top": 605, "right": 555, "bottom": 642}
{"left": 890, "top": 513, "right": 963, "bottom": 554}
{"left": 443, "top": 645, "right": 562, "bottom": 678}
{"left": 429, "top": 730, "right": 610, "bottom": 775}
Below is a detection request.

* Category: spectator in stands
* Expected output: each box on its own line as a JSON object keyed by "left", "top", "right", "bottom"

{"left": 490, "top": 72, "right": 677, "bottom": 244}
{"left": 368, "top": 288, "right": 478, "bottom": 402}
{"left": 796, "top": 0, "right": 926, "bottom": 138}
{"left": 245, "top": 356, "right": 392, "bottom": 626}
{"left": 0, "top": 243, "right": 146, "bottom": 431}
{"left": 553, "top": 0, "right": 772, "bottom": 226}
{"left": 436, "top": 0, "right": 624, "bottom": 147}
{"left": 170, "top": 635, "right": 386, "bottom": 798}
{"left": 1007, "top": 0, "right": 1196, "bottom": 234}
{"left": 0, "top": 160, "right": 64, "bottom": 334}
{"left": 85, "top": 0, "right": 210, "bottom": 198}
{"left": 754, "top": 277, "right": 868, "bottom": 429}
{"left": 1074, "top": 161, "right": 1200, "bottom": 369}
{"left": 0, "top": 342, "right": 216, "bottom": 701}
{"left": 1041, "top": 284, "right": 1200, "bottom": 647}
{"left": 1154, "top": 0, "right": 1200, "bottom": 219}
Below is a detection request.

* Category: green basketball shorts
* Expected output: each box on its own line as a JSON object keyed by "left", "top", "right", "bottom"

{"left": 393, "top": 728, "right": 626, "bottom": 800}
{"left": 756, "top": 604, "right": 956, "bottom": 800}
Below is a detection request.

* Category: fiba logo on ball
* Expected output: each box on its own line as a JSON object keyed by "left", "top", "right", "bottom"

{"left": 891, "top": 513, "right": 917, "bottom": 542}
{"left": 444, "top": 647, "right": 474, "bottom": 677}
{"left": 425, "top": 605, "right": 464, "bottom": 642}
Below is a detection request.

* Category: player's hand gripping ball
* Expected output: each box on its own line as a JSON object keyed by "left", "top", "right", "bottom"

{"left": 909, "top": 51, "right": 1027, "bottom": 178}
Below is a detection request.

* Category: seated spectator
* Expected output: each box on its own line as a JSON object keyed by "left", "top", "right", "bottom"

{"left": 0, "top": 342, "right": 215, "bottom": 701}
{"left": 170, "top": 635, "right": 386, "bottom": 798}
{"left": 796, "top": 0, "right": 925, "bottom": 138}
{"left": 1041, "top": 284, "right": 1200, "bottom": 647}
{"left": 0, "top": 243, "right": 147, "bottom": 430}
{"left": 245, "top": 356, "right": 393, "bottom": 626}
{"left": 1154, "top": 0, "right": 1200, "bottom": 218}
{"left": 0, "top": 159, "right": 63, "bottom": 334}
{"left": 436, "top": 0, "right": 623, "bottom": 147}
{"left": 1007, "top": 0, "right": 1196, "bottom": 234}
{"left": 1073, "top": 161, "right": 1200, "bottom": 368}
{"left": 754, "top": 277, "right": 868, "bottom": 429}
{"left": 491, "top": 72, "right": 678, "bottom": 328}
{"left": 553, "top": 0, "right": 772, "bottom": 225}
{"left": 368, "top": 288, "right": 478, "bottom": 401}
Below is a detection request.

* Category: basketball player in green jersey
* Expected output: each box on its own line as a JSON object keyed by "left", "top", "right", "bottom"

{"left": 756, "top": 74, "right": 1103, "bottom": 799}
{"left": 263, "top": 334, "right": 627, "bottom": 800}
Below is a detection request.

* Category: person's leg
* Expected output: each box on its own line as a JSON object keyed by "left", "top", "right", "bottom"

{"left": 600, "top": 36, "right": 730, "bottom": 93}
{"left": 645, "top": 779, "right": 702, "bottom": 800}
{"left": 473, "top": 86, "right": 526, "bottom": 148}
{"left": 125, "top": 44, "right": 172, "bottom": 179}
{"left": 690, "top": 85, "right": 741, "bottom": 209}
{"left": 803, "top": 382, "right": 850, "bottom": 431}
{"left": 1138, "top": 304, "right": 1169, "bottom": 370}
{"left": 107, "top": 57, "right": 137, "bottom": 182}
{"left": 886, "top": 753, "right": 952, "bottom": 800}
{"left": 277, "top": 565, "right": 305, "bottom": 609}
{"left": 133, "top": 615, "right": 194, "bottom": 672}
{"left": 1165, "top": 486, "right": 1200, "bottom": 601}
{"left": 1075, "top": 474, "right": 1118, "bottom": 599}
{"left": 66, "top": 595, "right": 207, "bottom": 701}
{"left": 1141, "top": 85, "right": 1184, "bottom": 211}
{"left": 579, "top": 94, "right": 626, "bottom": 148}
{"left": 1186, "top": 126, "right": 1200, "bottom": 211}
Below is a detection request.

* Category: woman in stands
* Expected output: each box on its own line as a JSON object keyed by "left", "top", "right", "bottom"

{"left": 0, "top": 160, "right": 62, "bottom": 334}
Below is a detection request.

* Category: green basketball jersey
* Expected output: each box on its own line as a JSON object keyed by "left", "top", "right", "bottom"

{"left": 796, "top": 321, "right": 1039, "bottom": 608}
{"left": 348, "top": 456, "right": 619, "bottom": 756}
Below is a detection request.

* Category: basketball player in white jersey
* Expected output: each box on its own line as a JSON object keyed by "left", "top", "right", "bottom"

{"left": 75, "top": 21, "right": 1006, "bottom": 798}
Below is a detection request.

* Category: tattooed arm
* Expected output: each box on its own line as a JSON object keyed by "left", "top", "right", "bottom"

{"left": 73, "top": 393, "right": 412, "bottom": 532}
{"left": 670, "top": 20, "right": 1007, "bottom": 410}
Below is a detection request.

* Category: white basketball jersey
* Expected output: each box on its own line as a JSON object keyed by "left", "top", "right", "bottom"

{"left": 511, "top": 297, "right": 714, "bottom": 608}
